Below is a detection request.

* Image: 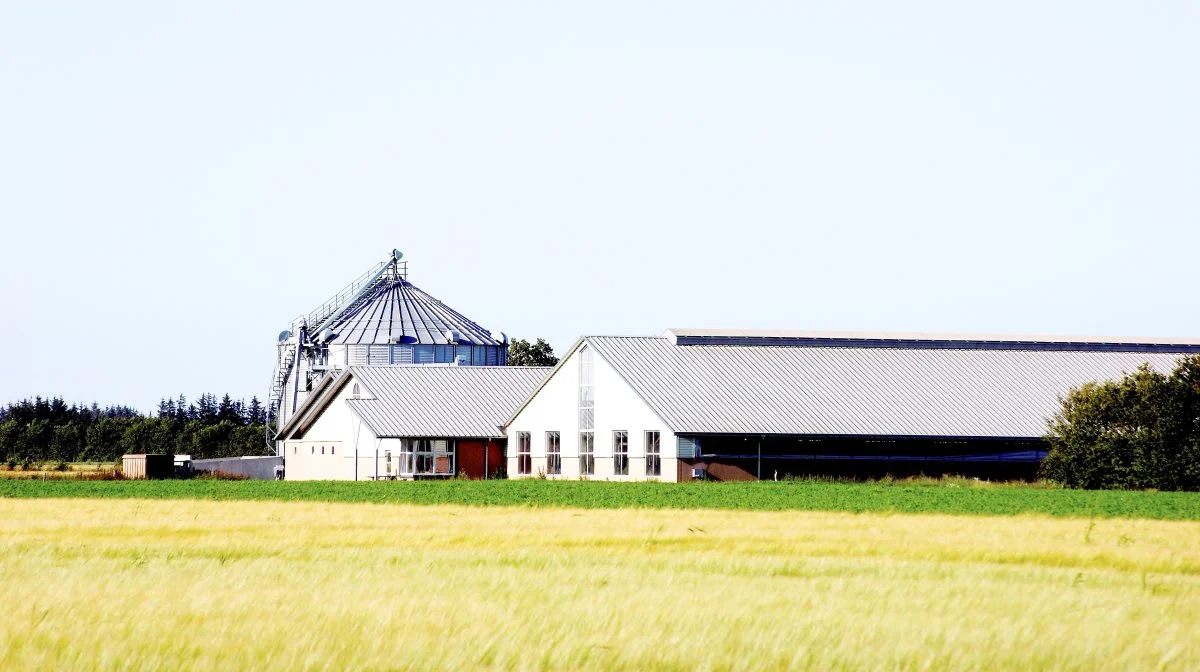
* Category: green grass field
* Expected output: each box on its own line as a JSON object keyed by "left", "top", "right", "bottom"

{"left": 1, "top": 497, "right": 1198, "bottom": 670}
{"left": 2, "top": 478, "right": 1200, "bottom": 519}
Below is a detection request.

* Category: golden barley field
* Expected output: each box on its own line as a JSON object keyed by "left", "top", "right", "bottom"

{"left": 1, "top": 498, "right": 1198, "bottom": 671}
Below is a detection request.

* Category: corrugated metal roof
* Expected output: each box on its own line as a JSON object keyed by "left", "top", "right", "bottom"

{"left": 586, "top": 336, "right": 1193, "bottom": 438}
{"left": 347, "top": 365, "right": 550, "bottom": 438}
{"left": 328, "top": 279, "right": 500, "bottom": 346}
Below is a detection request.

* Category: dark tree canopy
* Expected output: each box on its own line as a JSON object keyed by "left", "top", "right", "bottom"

{"left": 508, "top": 338, "right": 559, "bottom": 367}
{"left": 1042, "top": 356, "right": 1200, "bottom": 491}
{"left": 0, "top": 394, "right": 270, "bottom": 465}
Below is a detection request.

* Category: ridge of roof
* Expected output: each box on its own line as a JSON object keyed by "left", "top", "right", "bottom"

{"left": 665, "top": 328, "right": 1200, "bottom": 351}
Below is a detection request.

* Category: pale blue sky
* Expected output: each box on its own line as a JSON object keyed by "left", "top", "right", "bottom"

{"left": 1, "top": 2, "right": 1198, "bottom": 412}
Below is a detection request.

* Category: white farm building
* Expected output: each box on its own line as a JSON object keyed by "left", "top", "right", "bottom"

{"left": 503, "top": 330, "right": 1200, "bottom": 482}
{"left": 276, "top": 365, "right": 548, "bottom": 480}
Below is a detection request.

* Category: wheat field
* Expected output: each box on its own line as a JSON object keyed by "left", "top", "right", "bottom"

{"left": 1, "top": 498, "right": 1198, "bottom": 670}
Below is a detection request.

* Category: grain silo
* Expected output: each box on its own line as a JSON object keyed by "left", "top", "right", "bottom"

{"left": 267, "top": 249, "right": 508, "bottom": 451}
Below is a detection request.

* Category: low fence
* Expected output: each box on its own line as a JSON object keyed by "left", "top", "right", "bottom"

{"left": 192, "top": 456, "right": 283, "bottom": 480}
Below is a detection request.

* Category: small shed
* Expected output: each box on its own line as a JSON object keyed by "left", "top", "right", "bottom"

{"left": 122, "top": 454, "right": 174, "bottom": 480}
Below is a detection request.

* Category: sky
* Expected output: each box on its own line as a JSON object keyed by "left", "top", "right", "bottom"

{"left": 1, "top": 1, "right": 1198, "bottom": 413}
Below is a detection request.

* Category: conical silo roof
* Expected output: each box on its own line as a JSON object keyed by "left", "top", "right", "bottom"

{"left": 324, "top": 275, "right": 501, "bottom": 346}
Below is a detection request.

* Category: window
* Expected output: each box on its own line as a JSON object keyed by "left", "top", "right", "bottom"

{"left": 392, "top": 447, "right": 408, "bottom": 476}
{"left": 331, "top": 446, "right": 335, "bottom": 455}
{"left": 577, "top": 345, "right": 596, "bottom": 477}
{"left": 580, "top": 432, "right": 594, "bottom": 476}
{"left": 406, "top": 439, "right": 453, "bottom": 475}
{"left": 546, "top": 432, "right": 561, "bottom": 475}
{"left": 613, "top": 431, "right": 629, "bottom": 476}
{"left": 321, "top": 446, "right": 325, "bottom": 454}
{"left": 351, "top": 383, "right": 360, "bottom": 399}
{"left": 311, "top": 446, "right": 315, "bottom": 455}
{"left": 517, "top": 432, "right": 532, "bottom": 475}
{"left": 293, "top": 446, "right": 296, "bottom": 455}
{"left": 432, "top": 440, "right": 453, "bottom": 474}
{"left": 578, "top": 346, "right": 594, "bottom": 431}
{"left": 645, "top": 431, "right": 661, "bottom": 477}
{"left": 414, "top": 439, "right": 433, "bottom": 474}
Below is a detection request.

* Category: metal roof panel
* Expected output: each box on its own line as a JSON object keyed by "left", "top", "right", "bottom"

{"left": 587, "top": 336, "right": 1193, "bottom": 438}
{"left": 346, "top": 365, "right": 551, "bottom": 438}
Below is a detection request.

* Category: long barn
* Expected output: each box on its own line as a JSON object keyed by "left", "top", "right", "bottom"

{"left": 503, "top": 329, "right": 1200, "bottom": 482}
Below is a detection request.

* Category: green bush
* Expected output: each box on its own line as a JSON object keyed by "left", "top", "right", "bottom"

{"left": 1042, "top": 356, "right": 1200, "bottom": 491}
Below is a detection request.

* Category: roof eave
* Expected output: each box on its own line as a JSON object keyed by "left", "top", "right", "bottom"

{"left": 275, "top": 371, "right": 347, "bottom": 440}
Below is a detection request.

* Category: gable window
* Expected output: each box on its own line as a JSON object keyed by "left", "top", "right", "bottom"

{"left": 579, "top": 432, "right": 594, "bottom": 476}
{"left": 578, "top": 345, "right": 595, "bottom": 477}
{"left": 546, "top": 431, "right": 561, "bottom": 475}
{"left": 578, "top": 346, "right": 594, "bottom": 431}
{"left": 517, "top": 432, "right": 532, "bottom": 476}
{"left": 613, "top": 431, "right": 629, "bottom": 476}
{"left": 351, "top": 383, "right": 361, "bottom": 399}
{"left": 645, "top": 431, "right": 661, "bottom": 477}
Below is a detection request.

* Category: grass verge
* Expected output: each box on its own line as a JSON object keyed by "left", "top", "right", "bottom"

{"left": 2, "top": 478, "right": 1199, "bottom": 520}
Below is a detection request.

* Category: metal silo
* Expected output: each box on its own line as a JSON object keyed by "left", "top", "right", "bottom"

{"left": 266, "top": 249, "right": 508, "bottom": 452}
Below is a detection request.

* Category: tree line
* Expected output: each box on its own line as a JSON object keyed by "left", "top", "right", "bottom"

{"left": 0, "top": 394, "right": 270, "bottom": 466}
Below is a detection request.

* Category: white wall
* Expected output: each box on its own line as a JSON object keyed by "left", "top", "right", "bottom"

{"left": 507, "top": 340, "right": 676, "bottom": 481}
{"left": 283, "top": 376, "right": 380, "bottom": 481}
